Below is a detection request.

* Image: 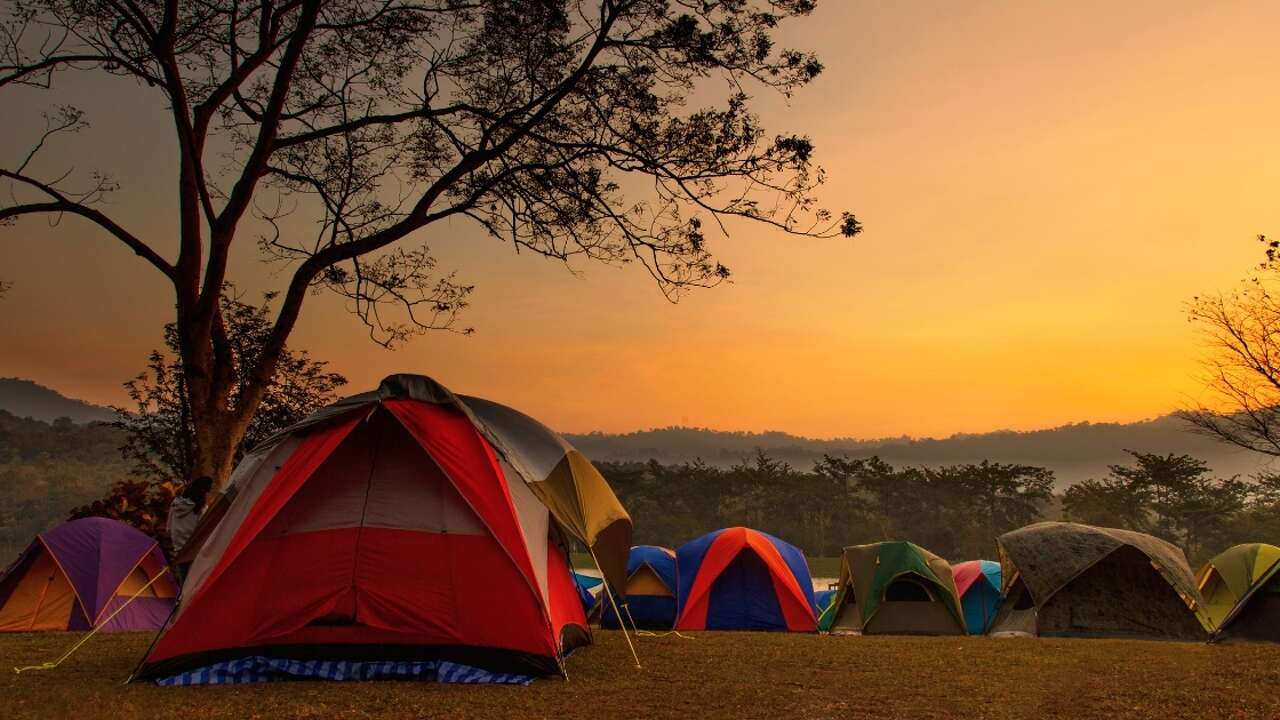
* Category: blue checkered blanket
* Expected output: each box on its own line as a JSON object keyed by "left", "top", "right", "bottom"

{"left": 154, "top": 656, "right": 534, "bottom": 686}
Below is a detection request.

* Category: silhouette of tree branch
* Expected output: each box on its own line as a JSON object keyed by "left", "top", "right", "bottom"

{"left": 1180, "top": 236, "right": 1280, "bottom": 456}
{"left": 1, "top": 0, "right": 859, "bottom": 483}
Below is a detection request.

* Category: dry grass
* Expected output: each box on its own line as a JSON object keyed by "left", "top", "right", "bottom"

{"left": 2, "top": 630, "right": 1278, "bottom": 720}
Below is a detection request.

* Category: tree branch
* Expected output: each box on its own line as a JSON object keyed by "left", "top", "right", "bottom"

{"left": 0, "top": 194, "right": 173, "bottom": 278}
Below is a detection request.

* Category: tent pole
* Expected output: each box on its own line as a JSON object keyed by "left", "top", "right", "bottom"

{"left": 126, "top": 595, "right": 180, "bottom": 684}
{"left": 588, "top": 547, "right": 641, "bottom": 669}
{"left": 622, "top": 602, "right": 643, "bottom": 636}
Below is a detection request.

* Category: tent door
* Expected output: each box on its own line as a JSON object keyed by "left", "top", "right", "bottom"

{"left": 706, "top": 550, "right": 786, "bottom": 630}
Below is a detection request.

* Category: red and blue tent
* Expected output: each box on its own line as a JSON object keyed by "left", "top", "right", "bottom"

{"left": 601, "top": 545, "right": 677, "bottom": 630}
{"left": 674, "top": 527, "right": 817, "bottom": 632}
{"left": 952, "top": 560, "right": 1002, "bottom": 634}
{"left": 0, "top": 517, "right": 177, "bottom": 632}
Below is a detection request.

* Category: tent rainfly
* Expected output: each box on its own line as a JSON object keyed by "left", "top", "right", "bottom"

{"left": 0, "top": 517, "right": 177, "bottom": 633}
{"left": 952, "top": 560, "right": 1002, "bottom": 635}
{"left": 135, "top": 374, "right": 631, "bottom": 685}
{"left": 821, "top": 541, "right": 965, "bottom": 635}
{"left": 1197, "top": 543, "right": 1280, "bottom": 642}
{"left": 675, "top": 527, "right": 818, "bottom": 632}
{"left": 601, "top": 545, "right": 678, "bottom": 630}
{"left": 990, "top": 522, "right": 1209, "bottom": 640}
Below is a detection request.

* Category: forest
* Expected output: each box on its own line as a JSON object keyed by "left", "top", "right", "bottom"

{"left": 4, "top": 405, "right": 1277, "bottom": 567}
{"left": 0, "top": 411, "right": 133, "bottom": 558}
{"left": 601, "top": 451, "right": 1280, "bottom": 566}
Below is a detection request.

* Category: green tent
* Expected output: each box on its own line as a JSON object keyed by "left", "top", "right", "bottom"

{"left": 990, "top": 522, "right": 1209, "bottom": 640}
{"left": 1197, "top": 543, "right": 1280, "bottom": 642}
{"left": 819, "top": 541, "right": 965, "bottom": 635}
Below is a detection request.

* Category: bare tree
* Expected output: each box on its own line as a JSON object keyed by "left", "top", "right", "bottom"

{"left": 1181, "top": 236, "right": 1280, "bottom": 455}
{"left": 1, "top": 0, "right": 860, "bottom": 485}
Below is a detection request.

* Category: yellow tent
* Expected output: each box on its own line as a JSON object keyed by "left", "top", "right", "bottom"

{"left": 1197, "top": 543, "right": 1280, "bottom": 639}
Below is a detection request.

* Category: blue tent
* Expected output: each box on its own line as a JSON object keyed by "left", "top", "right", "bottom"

{"left": 572, "top": 571, "right": 603, "bottom": 614}
{"left": 601, "top": 546, "right": 678, "bottom": 630}
{"left": 953, "top": 560, "right": 1002, "bottom": 634}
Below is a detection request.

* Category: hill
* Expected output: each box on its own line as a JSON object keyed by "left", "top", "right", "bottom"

{"left": 0, "top": 376, "right": 1270, "bottom": 487}
{"left": 0, "top": 409, "right": 131, "bottom": 558}
{"left": 0, "top": 378, "right": 116, "bottom": 424}
{"left": 565, "top": 415, "right": 1275, "bottom": 487}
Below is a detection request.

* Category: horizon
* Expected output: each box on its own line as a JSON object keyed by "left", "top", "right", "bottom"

{"left": 1, "top": 374, "right": 1202, "bottom": 445}
{"left": 4, "top": 1, "right": 1278, "bottom": 438}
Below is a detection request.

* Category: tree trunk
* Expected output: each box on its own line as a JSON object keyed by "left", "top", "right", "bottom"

{"left": 191, "top": 409, "right": 245, "bottom": 487}
{"left": 178, "top": 301, "right": 264, "bottom": 489}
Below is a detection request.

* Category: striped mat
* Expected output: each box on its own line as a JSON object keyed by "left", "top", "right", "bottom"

{"left": 154, "top": 656, "right": 534, "bottom": 686}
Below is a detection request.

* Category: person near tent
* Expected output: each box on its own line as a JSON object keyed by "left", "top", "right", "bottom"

{"left": 166, "top": 476, "right": 212, "bottom": 585}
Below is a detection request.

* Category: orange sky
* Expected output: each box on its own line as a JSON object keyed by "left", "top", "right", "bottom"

{"left": 2, "top": 1, "right": 1278, "bottom": 438}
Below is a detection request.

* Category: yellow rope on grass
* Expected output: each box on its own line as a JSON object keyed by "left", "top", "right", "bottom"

{"left": 635, "top": 629, "right": 697, "bottom": 639}
{"left": 14, "top": 567, "right": 171, "bottom": 674}
{"left": 623, "top": 602, "right": 695, "bottom": 639}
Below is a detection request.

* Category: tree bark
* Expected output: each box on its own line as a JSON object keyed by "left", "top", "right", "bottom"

{"left": 191, "top": 407, "right": 245, "bottom": 485}
{"left": 180, "top": 302, "right": 289, "bottom": 488}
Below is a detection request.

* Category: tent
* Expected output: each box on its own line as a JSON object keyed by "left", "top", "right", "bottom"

{"left": 0, "top": 517, "right": 177, "bottom": 633}
{"left": 601, "top": 546, "right": 677, "bottom": 630}
{"left": 813, "top": 589, "right": 837, "bottom": 620}
{"left": 674, "top": 527, "right": 817, "bottom": 632}
{"left": 179, "top": 375, "right": 633, "bottom": 591}
{"left": 821, "top": 542, "right": 965, "bottom": 635}
{"left": 990, "top": 522, "right": 1209, "bottom": 640}
{"left": 952, "top": 560, "right": 1002, "bottom": 634}
{"left": 134, "top": 374, "right": 632, "bottom": 684}
{"left": 1197, "top": 543, "right": 1280, "bottom": 642}
{"left": 573, "top": 571, "right": 603, "bottom": 615}
{"left": 574, "top": 571, "right": 604, "bottom": 593}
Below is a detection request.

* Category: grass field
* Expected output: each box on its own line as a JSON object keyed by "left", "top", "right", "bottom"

{"left": 3, "top": 631, "right": 1278, "bottom": 719}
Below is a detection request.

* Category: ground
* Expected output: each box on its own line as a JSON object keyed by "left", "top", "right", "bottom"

{"left": 2, "top": 631, "right": 1276, "bottom": 720}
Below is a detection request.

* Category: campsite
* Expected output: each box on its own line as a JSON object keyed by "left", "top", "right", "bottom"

{"left": 4, "top": 1, "right": 1280, "bottom": 718}
{"left": 2, "top": 381, "right": 1277, "bottom": 718}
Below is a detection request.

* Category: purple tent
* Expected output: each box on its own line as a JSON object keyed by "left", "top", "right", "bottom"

{"left": 0, "top": 517, "right": 178, "bottom": 632}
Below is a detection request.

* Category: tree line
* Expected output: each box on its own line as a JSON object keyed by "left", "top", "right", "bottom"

{"left": 3, "top": 406, "right": 1276, "bottom": 568}
{"left": 600, "top": 450, "right": 1279, "bottom": 566}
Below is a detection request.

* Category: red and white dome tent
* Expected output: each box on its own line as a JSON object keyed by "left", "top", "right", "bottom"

{"left": 134, "top": 374, "right": 632, "bottom": 684}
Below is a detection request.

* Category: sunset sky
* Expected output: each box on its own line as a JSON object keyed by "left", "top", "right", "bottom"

{"left": 2, "top": 0, "right": 1278, "bottom": 439}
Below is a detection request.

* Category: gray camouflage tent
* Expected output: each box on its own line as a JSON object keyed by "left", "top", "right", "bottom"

{"left": 990, "top": 521, "right": 1210, "bottom": 640}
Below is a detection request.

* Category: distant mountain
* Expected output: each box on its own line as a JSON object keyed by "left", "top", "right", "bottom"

{"left": 565, "top": 416, "right": 1277, "bottom": 488}
{"left": 0, "top": 378, "right": 116, "bottom": 424}
{"left": 1, "top": 376, "right": 1273, "bottom": 488}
